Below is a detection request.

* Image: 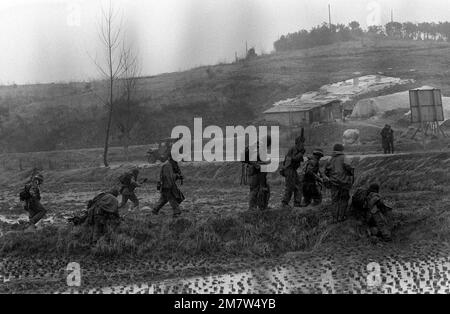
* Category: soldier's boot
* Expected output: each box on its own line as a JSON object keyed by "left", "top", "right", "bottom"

{"left": 118, "top": 196, "right": 128, "bottom": 210}
{"left": 92, "top": 223, "right": 104, "bottom": 243}
{"left": 152, "top": 194, "right": 168, "bottom": 215}
{"left": 332, "top": 205, "right": 341, "bottom": 224}
{"left": 337, "top": 201, "right": 348, "bottom": 222}
{"left": 293, "top": 190, "right": 303, "bottom": 208}
{"left": 379, "top": 226, "right": 392, "bottom": 242}
{"left": 368, "top": 227, "right": 376, "bottom": 236}
{"left": 29, "top": 210, "right": 46, "bottom": 226}
{"left": 130, "top": 203, "right": 140, "bottom": 212}
{"left": 25, "top": 224, "right": 37, "bottom": 232}
{"left": 300, "top": 195, "right": 311, "bottom": 207}
{"left": 128, "top": 194, "right": 140, "bottom": 211}
{"left": 312, "top": 197, "right": 322, "bottom": 207}
{"left": 367, "top": 227, "right": 380, "bottom": 243}
{"left": 172, "top": 202, "right": 182, "bottom": 218}
{"left": 249, "top": 194, "right": 259, "bottom": 212}
{"left": 249, "top": 190, "right": 259, "bottom": 211}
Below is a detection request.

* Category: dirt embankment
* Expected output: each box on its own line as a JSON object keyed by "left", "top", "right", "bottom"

{"left": 0, "top": 152, "right": 449, "bottom": 259}
{"left": 24, "top": 150, "right": 450, "bottom": 190}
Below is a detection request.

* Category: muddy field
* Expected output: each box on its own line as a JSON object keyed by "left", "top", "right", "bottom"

{"left": 0, "top": 152, "right": 449, "bottom": 293}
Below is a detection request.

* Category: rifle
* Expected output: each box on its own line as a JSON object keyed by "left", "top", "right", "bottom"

{"left": 138, "top": 178, "right": 149, "bottom": 185}
{"left": 381, "top": 202, "right": 393, "bottom": 212}
{"left": 240, "top": 163, "right": 249, "bottom": 185}
{"left": 297, "top": 127, "right": 305, "bottom": 144}
{"left": 126, "top": 178, "right": 149, "bottom": 191}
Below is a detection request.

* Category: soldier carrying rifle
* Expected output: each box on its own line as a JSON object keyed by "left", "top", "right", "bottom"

{"left": 301, "top": 148, "right": 325, "bottom": 207}
{"left": 325, "top": 144, "right": 354, "bottom": 223}
{"left": 19, "top": 173, "right": 47, "bottom": 231}
{"left": 152, "top": 153, "right": 184, "bottom": 218}
{"left": 280, "top": 129, "right": 305, "bottom": 210}
{"left": 242, "top": 136, "right": 272, "bottom": 211}
{"left": 118, "top": 168, "right": 148, "bottom": 211}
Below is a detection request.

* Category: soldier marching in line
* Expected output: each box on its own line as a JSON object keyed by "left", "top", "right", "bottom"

{"left": 242, "top": 136, "right": 272, "bottom": 211}
{"left": 118, "top": 168, "right": 141, "bottom": 211}
{"left": 280, "top": 136, "right": 305, "bottom": 210}
{"left": 301, "top": 148, "right": 325, "bottom": 207}
{"left": 20, "top": 173, "right": 47, "bottom": 231}
{"left": 324, "top": 144, "right": 354, "bottom": 223}
{"left": 152, "top": 153, "right": 185, "bottom": 218}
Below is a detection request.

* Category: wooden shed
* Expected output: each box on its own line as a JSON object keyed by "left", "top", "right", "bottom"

{"left": 264, "top": 99, "right": 342, "bottom": 126}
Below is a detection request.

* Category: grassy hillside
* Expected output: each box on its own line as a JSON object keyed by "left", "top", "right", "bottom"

{"left": 1, "top": 39, "right": 450, "bottom": 153}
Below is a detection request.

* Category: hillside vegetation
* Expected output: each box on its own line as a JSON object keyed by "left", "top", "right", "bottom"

{"left": 1, "top": 39, "right": 450, "bottom": 153}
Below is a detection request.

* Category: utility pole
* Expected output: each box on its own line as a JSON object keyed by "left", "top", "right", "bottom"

{"left": 328, "top": 4, "right": 332, "bottom": 29}
{"left": 391, "top": 9, "right": 394, "bottom": 23}
{"left": 245, "top": 41, "right": 248, "bottom": 56}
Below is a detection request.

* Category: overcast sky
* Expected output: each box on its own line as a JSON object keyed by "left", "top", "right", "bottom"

{"left": 1, "top": 0, "right": 450, "bottom": 84}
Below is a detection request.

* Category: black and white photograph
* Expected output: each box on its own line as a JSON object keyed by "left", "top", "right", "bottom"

{"left": 0, "top": 0, "right": 449, "bottom": 300}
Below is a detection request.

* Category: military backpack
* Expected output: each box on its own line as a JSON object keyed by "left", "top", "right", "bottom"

{"left": 19, "top": 185, "right": 32, "bottom": 202}
{"left": 351, "top": 188, "right": 369, "bottom": 211}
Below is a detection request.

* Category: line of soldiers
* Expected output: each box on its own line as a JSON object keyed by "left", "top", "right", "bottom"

{"left": 20, "top": 139, "right": 392, "bottom": 242}
{"left": 21, "top": 153, "right": 184, "bottom": 240}
{"left": 242, "top": 137, "right": 393, "bottom": 241}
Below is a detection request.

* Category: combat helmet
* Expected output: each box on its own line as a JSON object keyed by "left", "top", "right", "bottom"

{"left": 33, "top": 174, "right": 44, "bottom": 184}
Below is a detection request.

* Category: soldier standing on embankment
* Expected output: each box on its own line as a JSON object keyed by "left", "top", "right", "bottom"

{"left": 280, "top": 137, "right": 305, "bottom": 210}
{"left": 301, "top": 149, "right": 325, "bottom": 207}
{"left": 381, "top": 124, "right": 394, "bottom": 154}
{"left": 243, "top": 136, "right": 272, "bottom": 211}
{"left": 325, "top": 144, "right": 354, "bottom": 223}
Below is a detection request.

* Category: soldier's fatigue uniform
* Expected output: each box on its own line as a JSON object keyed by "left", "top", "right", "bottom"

{"left": 85, "top": 192, "right": 120, "bottom": 241}
{"left": 153, "top": 160, "right": 183, "bottom": 217}
{"left": 302, "top": 158, "right": 322, "bottom": 206}
{"left": 365, "top": 192, "right": 392, "bottom": 241}
{"left": 23, "top": 181, "right": 47, "bottom": 225}
{"left": 244, "top": 146, "right": 270, "bottom": 211}
{"left": 281, "top": 146, "right": 304, "bottom": 207}
{"left": 248, "top": 168, "right": 270, "bottom": 211}
{"left": 387, "top": 130, "right": 394, "bottom": 154}
{"left": 119, "top": 172, "right": 139, "bottom": 209}
{"left": 325, "top": 151, "right": 354, "bottom": 222}
{"left": 380, "top": 126, "right": 394, "bottom": 154}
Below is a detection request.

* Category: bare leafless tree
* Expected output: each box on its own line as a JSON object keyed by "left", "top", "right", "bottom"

{"left": 115, "top": 44, "right": 141, "bottom": 161}
{"left": 92, "top": 1, "right": 124, "bottom": 167}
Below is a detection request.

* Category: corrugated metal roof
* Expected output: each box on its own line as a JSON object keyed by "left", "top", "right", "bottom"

{"left": 410, "top": 85, "right": 436, "bottom": 91}
{"left": 264, "top": 75, "right": 412, "bottom": 115}
{"left": 264, "top": 98, "right": 341, "bottom": 114}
